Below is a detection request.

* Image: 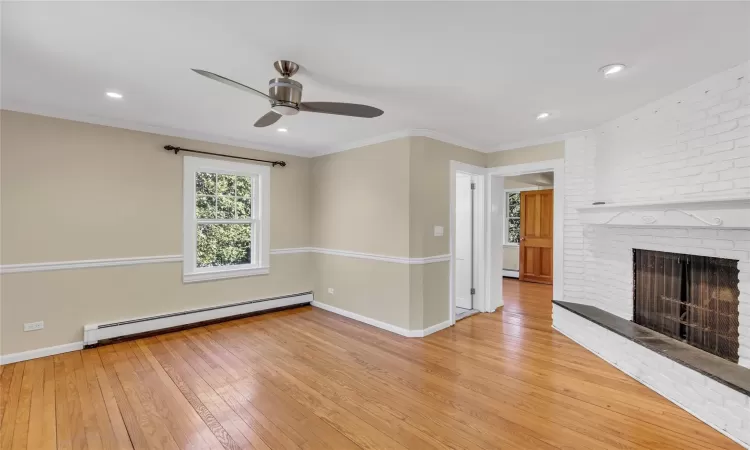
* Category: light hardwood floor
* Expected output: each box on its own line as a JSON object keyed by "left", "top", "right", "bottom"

{"left": 0, "top": 279, "right": 741, "bottom": 449}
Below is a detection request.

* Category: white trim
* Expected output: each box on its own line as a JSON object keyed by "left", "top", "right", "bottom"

{"left": 502, "top": 269, "right": 519, "bottom": 278}
{"left": 319, "top": 128, "right": 487, "bottom": 156}
{"left": 5, "top": 101, "right": 589, "bottom": 158}
{"left": 269, "top": 247, "right": 313, "bottom": 255}
{"left": 182, "top": 266, "right": 270, "bottom": 283}
{"left": 84, "top": 293, "right": 312, "bottom": 346}
{"left": 182, "top": 156, "right": 271, "bottom": 283}
{"left": 487, "top": 159, "right": 565, "bottom": 306}
{"left": 0, "top": 255, "right": 183, "bottom": 274}
{"left": 418, "top": 319, "right": 453, "bottom": 337}
{"left": 1, "top": 342, "right": 83, "bottom": 365}
{"left": 310, "top": 247, "right": 450, "bottom": 264}
{"left": 449, "top": 161, "right": 488, "bottom": 327}
{"left": 3, "top": 101, "right": 312, "bottom": 157}
{"left": 577, "top": 195, "right": 750, "bottom": 229}
{"left": 312, "top": 301, "right": 415, "bottom": 336}
{"left": 552, "top": 307, "right": 749, "bottom": 450}
{"left": 0, "top": 248, "right": 449, "bottom": 275}
{"left": 493, "top": 129, "right": 589, "bottom": 152}
{"left": 311, "top": 301, "right": 453, "bottom": 338}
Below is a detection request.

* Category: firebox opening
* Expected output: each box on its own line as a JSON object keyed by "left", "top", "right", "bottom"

{"left": 633, "top": 249, "right": 740, "bottom": 363}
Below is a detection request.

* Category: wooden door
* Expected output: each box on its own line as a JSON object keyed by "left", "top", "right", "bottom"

{"left": 519, "top": 189, "right": 553, "bottom": 284}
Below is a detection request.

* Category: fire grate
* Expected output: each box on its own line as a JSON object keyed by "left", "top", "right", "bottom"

{"left": 633, "top": 249, "right": 740, "bottom": 363}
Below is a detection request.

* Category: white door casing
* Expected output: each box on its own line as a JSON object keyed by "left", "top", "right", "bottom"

{"left": 455, "top": 173, "right": 473, "bottom": 309}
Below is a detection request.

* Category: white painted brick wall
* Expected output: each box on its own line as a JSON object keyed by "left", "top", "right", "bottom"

{"left": 553, "top": 306, "right": 750, "bottom": 448}
{"left": 562, "top": 62, "right": 750, "bottom": 447}
{"left": 593, "top": 61, "right": 750, "bottom": 203}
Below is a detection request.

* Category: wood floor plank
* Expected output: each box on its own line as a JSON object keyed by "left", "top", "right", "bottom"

{"left": 0, "top": 279, "right": 742, "bottom": 449}
{"left": 0, "top": 363, "right": 15, "bottom": 427}
{"left": 0, "top": 362, "right": 25, "bottom": 450}
{"left": 10, "top": 360, "right": 33, "bottom": 450}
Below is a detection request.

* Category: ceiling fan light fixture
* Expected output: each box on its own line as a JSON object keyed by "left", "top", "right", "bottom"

{"left": 599, "top": 63, "right": 626, "bottom": 77}
{"left": 271, "top": 104, "right": 299, "bottom": 116}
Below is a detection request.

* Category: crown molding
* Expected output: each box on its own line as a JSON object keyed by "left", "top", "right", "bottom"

{"left": 3, "top": 100, "right": 591, "bottom": 157}
{"left": 493, "top": 129, "right": 590, "bottom": 152}
{"left": 1, "top": 101, "right": 315, "bottom": 158}
{"left": 315, "top": 128, "right": 490, "bottom": 157}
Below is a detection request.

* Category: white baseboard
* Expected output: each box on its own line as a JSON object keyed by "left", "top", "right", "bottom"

{"left": 417, "top": 319, "right": 453, "bottom": 337}
{"left": 503, "top": 269, "right": 519, "bottom": 278}
{"left": 84, "top": 292, "right": 313, "bottom": 346}
{"left": 1, "top": 341, "right": 83, "bottom": 365}
{"left": 311, "top": 301, "right": 453, "bottom": 338}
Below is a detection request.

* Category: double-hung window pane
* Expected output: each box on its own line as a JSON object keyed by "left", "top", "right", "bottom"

{"left": 195, "top": 172, "right": 255, "bottom": 268}
{"left": 506, "top": 192, "right": 520, "bottom": 244}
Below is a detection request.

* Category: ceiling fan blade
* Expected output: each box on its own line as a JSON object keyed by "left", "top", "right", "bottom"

{"left": 192, "top": 69, "right": 271, "bottom": 101}
{"left": 299, "top": 102, "right": 383, "bottom": 118}
{"left": 254, "top": 111, "right": 282, "bottom": 127}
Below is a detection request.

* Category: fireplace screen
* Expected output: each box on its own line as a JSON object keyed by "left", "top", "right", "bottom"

{"left": 633, "top": 249, "right": 740, "bottom": 362}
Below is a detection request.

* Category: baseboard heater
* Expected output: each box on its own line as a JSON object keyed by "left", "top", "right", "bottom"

{"left": 83, "top": 291, "right": 313, "bottom": 347}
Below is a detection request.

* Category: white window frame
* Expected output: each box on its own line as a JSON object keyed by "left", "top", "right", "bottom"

{"left": 503, "top": 187, "right": 539, "bottom": 246}
{"left": 182, "top": 156, "right": 270, "bottom": 283}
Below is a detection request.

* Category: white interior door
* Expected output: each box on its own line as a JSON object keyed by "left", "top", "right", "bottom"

{"left": 455, "top": 173, "right": 473, "bottom": 310}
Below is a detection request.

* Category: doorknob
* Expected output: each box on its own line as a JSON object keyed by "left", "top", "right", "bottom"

{"left": 520, "top": 237, "right": 526, "bottom": 241}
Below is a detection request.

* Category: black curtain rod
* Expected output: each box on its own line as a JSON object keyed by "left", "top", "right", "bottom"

{"left": 164, "top": 145, "right": 286, "bottom": 167}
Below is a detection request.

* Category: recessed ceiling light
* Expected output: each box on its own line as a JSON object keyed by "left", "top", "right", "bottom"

{"left": 599, "top": 63, "right": 626, "bottom": 77}
{"left": 106, "top": 92, "right": 123, "bottom": 99}
{"left": 277, "top": 128, "right": 288, "bottom": 132}
{"left": 536, "top": 112, "right": 550, "bottom": 120}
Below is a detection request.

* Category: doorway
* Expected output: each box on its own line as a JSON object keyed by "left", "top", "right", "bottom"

{"left": 486, "top": 159, "right": 565, "bottom": 311}
{"left": 454, "top": 172, "right": 479, "bottom": 321}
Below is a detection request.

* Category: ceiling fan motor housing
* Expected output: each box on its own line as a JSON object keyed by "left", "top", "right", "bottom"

{"left": 269, "top": 77, "right": 302, "bottom": 115}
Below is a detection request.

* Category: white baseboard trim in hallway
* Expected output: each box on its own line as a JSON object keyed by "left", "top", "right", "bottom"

{"left": 1, "top": 341, "right": 84, "bottom": 365}
{"left": 311, "top": 301, "right": 453, "bottom": 338}
{"left": 503, "top": 269, "right": 519, "bottom": 278}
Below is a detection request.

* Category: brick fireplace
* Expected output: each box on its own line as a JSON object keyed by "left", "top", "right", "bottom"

{"left": 556, "top": 61, "right": 750, "bottom": 447}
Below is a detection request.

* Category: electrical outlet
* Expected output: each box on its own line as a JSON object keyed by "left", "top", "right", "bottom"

{"left": 24, "top": 321, "right": 44, "bottom": 332}
{"left": 328, "top": 288, "right": 335, "bottom": 295}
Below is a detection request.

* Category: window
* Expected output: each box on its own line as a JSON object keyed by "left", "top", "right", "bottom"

{"left": 183, "top": 156, "right": 270, "bottom": 282}
{"left": 505, "top": 191, "right": 521, "bottom": 245}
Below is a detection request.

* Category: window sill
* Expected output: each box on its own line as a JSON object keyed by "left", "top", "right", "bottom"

{"left": 183, "top": 266, "right": 269, "bottom": 283}
{"left": 503, "top": 243, "right": 520, "bottom": 247}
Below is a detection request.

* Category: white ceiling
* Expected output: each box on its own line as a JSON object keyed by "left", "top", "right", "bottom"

{"left": 3, "top": 2, "right": 749, "bottom": 156}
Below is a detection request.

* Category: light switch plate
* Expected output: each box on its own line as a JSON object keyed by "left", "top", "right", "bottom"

{"left": 433, "top": 225, "right": 444, "bottom": 237}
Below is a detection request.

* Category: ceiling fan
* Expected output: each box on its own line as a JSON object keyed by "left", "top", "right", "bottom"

{"left": 192, "top": 60, "right": 384, "bottom": 127}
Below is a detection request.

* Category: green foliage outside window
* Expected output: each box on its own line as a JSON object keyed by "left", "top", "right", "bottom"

{"left": 195, "top": 172, "right": 253, "bottom": 267}
{"left": 507, "top": 192, "right": 520, "bottom": 244}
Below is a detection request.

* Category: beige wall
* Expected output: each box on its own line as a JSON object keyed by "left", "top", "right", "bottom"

{"left": 409, "top": 137, "right": 486, "bottom": 329}
{"left": 310, "top": 139, "right": 412, "bottom": 328}
{"left": 311, "top": 139, "right": 411, "bottom": 256}
{"left": 310, "top": 136, "right": 486, "bottom": 332}
{"left": 313, "top": 254, "right": 411, "bottom": 329}
{"left": 486, "top": 141, "right": 564, "bottom": 167}
{"left": 1, "top": 111, "right": 313, "bottom": 354}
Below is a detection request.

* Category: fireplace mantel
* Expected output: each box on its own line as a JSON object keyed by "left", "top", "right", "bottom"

{"left": 577, "top": 195, "right": 750, "bottom": 229}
